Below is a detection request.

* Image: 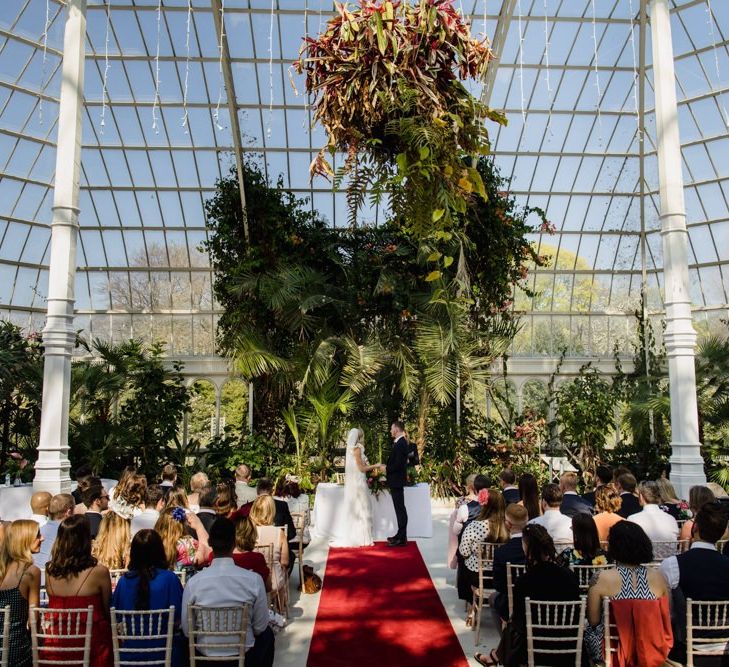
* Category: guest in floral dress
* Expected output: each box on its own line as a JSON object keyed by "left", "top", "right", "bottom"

{"left": 155, "top": 507, "right": 209, "bottom": 570}
{"left": 559, "top": 513, "right": 609, "bottom": 566}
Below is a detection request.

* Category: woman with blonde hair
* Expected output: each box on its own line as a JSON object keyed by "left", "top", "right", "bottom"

{"left": 92, "top": 511, "right": 131, "bottom": 570}
{"left": 655, "top": 477, "right": 688, "bottom": 520}
{"left": 249, "top": 495, "right": 289, "bottom": 595}
{"left": 163, "top": 485, "right": 190, "bottom": 511}
{"left": 155, "top": 507, "right": 209, "bottom": 569}
{"left": 680, "top": 485, "right": 717, "bottom": 541}
{"left": 0, "top": 519, "right": 42, "bottom": 666}
{"left": 592, "top": 485, "right": 624, "bottom": 543}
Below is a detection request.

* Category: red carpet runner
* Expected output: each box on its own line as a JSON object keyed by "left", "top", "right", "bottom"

{"left": 306, "top": 541, "right": 469, "bottom": 666}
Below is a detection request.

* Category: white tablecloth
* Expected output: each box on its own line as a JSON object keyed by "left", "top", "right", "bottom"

{"left": 311, "top": 482, "right": 433, "bottom": 541}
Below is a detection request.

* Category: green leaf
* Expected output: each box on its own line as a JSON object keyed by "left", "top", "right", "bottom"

{"left": 425, "top": 270, "right": 442, "bottom": 282}
{"left": 443, "top": 255, "right": 454, "bottom": 268}
{"left": 426, "top": 251, "right": 441, "bottom": 262}
{"left": 419, "top": 146, "right": 430, "bottom": 160}
{"left": 374, "top": 13, "right": 387, "bottom": 55}
{"left": 396, "top": 152, "right": 408, "bottom": 172}
{"left": 432, "top": 208, "right": 445, "bottom": 222}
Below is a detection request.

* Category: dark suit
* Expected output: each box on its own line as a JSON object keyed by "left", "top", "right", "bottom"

{"left": 491, "top": 535, "right": 526, "bottom": 621}
{"left": 196, "top": 509, "right": 217, "bottom": 534}
{"left": 581, "top": 490, "right": 596, "bottom": 507}
{"left": 387, "top": 435, "right": 409, "bottom": 540}
{"left": 617, "top": 492, "right": 641, "bottom": 518}
{"left": 560, "top": 493, "right": 593, "bottom": 518}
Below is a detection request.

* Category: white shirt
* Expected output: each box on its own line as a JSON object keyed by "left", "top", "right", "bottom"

{"left": 235, "top": 481, "right": 258, "bottom": 507}
{"left": 30, "top": 513, "right": 48, "bottom": 528}
{"left": 628, "top": 504, "right": 679, "bottom": 542}
{"left": 528, "top": 508, "right": 573, "bottom": 544}
{"left": 660, "top": 541, "right": 716, "bottom": 589}
{"left": 130, "top": 508, "right": 160, "bottom": 536}
{"left": 181, "top": 557, "right": 269, "bottom": 654}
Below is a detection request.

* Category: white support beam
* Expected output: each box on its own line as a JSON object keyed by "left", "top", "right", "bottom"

{"left": 649, "top": 0, "right": 706, "bottom": 498}
{"left": 210, "top": 0, "right": 249, "bottom": 243}
{"left": 480, "top": 0, "right": 517, "bottom": 106}
{"left": 34, "top": 0, "right": 88, "bottom": 494}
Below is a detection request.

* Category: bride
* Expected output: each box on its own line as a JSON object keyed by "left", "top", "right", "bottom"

{"left": 331, "top": 427, "right": 385, "bottom": 548}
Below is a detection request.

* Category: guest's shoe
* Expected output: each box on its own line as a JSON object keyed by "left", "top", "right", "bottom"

{"left": 386, "top": 535, "right": 398, "bottom": 543}
{"left": 387, "top": 538, "right": 407, "bottom": 547}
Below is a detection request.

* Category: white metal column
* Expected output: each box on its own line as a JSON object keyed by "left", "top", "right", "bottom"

{"left": 34, "top": 0, "right": 87, "bottom": 494}
{"left": 649, "top": 0, "right": 705, "bottom": 498}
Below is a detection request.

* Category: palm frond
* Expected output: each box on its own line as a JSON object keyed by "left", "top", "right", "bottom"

{"left": 231, "top": 334, "right": 293, "bottom": 380}
{"left": 340, "top": 336, "right": 386, "bottom": 394}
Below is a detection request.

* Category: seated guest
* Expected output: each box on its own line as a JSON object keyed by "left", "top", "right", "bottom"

{"left": 628, "top": 481, "right": 679, "bottom": 556}
{"left": 279, "top": 479, "right": 311, "bottom": 573}
{"left": 476, "top": 524, "right": 580, "bottom": 667}
{"left": 234, "top": 464, "right": 258, "bottom": 507}
{"left": 156, "top": 507, "right": 209, "bottom": 570}
{"left": 211, "top": 515, "right": 272, "bottom": 593}
{"left": 92, "top": 509, "right": 131, "bottom": 571}
{"left": 214, "top": 480, "right": 238, "bottom": 517}
{"left": 559, "top": 513, "right": 608, "bottom": 565}
{"left": 592, "top": 485, "right": 624, "bottom": 543}
{"left": 559, "top": 471, "right": 592, "bottom": 517}
{"left": 585, "top": 522, "right": 672, "bottom": 666}
{"left": 679, "top": 485, "right": 716, "bottom": 542}
{"left": 616, "top": 472, "right": 641, "bottom": 518}
{"left": 43, "top": 515, "right": 113, "bottom": 667}
{"left": 660, "top": 503, "right": 729, "bottom": 664}
{"left": 517, "top": 473, "right": 541, "bottom": 520}
{"left": 29, "top": 491, "right": 51, "bottom": 528}
{"left": 187, "top": 472, "right": 209, "bottom": 512}
{"left": 160, "top": 463, "right": 177, "bottom": 489}
{"left": 242, "top": 479, "right": 296, "bottom": 542}
{"left": 249, "top": 496, "right": 289, "bottom": 598}
{"left": 453, "top": 474, "right": 489, "bottom": 536}
{"left": 528, "top": 484, "right": 573, "bottom": 544}
{"left": 82, "top": 479, "right": 109, "bottom": 540}
{"left": 108, "top": 465, "right": 136, "bottom": 502}
{"left": 581, "top": 465, "right": 612, "bottom": 508}
{"left": 655, "top": 478, "right": 688, "bottom": 520}
{"left": 112, "top": 530, "right": 185, "bottom": 666}
{"left": 499, "top": 469, "right": 520, "bottom": 505}
{"left": 110, "top": 473, "right": 146, "bottom": 519}
{"left": 0, "top": 519, "right": 43, "bottom": 667}
{"left": 72, "top": 465, "right": 93, "bottom": 505}
{"left": 196, "top": 485, "right": 218, "bottom": 533}
{"left": 164, "top": 485, "right": 191, "bottom": 511}
{"left": 489, "top": 503, "right": 528, "bottom": 625}
{"left": 459, "top": 489, "right": 508, "bottom": 624}
{"left": 182, "top": 518, "right": 274, "bottom": 667}
{"left": 35, "top": 493, "right": 74, "bottom": 573}
{"left": 131, "top": 484, "right": 165, "bottom": 537}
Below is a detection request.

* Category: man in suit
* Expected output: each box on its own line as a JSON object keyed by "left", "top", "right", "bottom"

{"left": 559, "top": 471, "right": 592, "bottom": 517}
{"left": 660, "top": 503, "right": 729, "bottom": 663}
{"left": 386, "top": 420, "right": 410, "bottom": 547}
{"left": 499, "top": 469, "right": 520, "bottom": 505}
{"left": 581, "top": 464, "right": 612, "bottom": 508}
{"left": 616, "top": 472, "right": 641, "bottom": 518}
{"left": 490, "top": 503, "right": 528, "bottom": 627}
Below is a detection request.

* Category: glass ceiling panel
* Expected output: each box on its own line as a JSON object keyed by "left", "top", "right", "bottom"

{"left": 0, "top": 0, "right": 728, "bottom": 357}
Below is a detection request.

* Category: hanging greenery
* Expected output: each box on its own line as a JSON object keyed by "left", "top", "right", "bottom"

{"left": 294, "top": 0, "right": 504, "bottom": 241}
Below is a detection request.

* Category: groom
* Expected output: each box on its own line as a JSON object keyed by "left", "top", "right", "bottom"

{"left": 386, "top": 420, "right": 410, "bottom": 547}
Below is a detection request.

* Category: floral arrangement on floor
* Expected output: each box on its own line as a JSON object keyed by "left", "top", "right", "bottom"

{"left": 295, "top": 0, "right": 505, "bottom": 246}
{"left": 367, "top": 468, "right": 387, "bottom": 497}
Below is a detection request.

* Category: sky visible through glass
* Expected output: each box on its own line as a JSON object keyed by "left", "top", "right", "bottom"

{"left": 0, "top": 0, "right": 727, "bottom": 357}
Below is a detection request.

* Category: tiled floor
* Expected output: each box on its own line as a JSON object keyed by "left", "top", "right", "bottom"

{"left": 273, "top": 504, "right": 501, "bottom": 667}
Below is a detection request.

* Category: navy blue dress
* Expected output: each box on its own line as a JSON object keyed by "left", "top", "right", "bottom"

{"left": 111, "top": 568, "right": 185, "bottom": 666}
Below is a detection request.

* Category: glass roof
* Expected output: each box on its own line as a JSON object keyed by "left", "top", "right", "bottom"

{"left": 1, "top": 0, "right": 728, "bottom": 359}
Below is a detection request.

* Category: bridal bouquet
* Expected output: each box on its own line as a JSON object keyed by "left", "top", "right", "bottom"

{"left": 367, "top": 469, "right": 387, "bottom": 497}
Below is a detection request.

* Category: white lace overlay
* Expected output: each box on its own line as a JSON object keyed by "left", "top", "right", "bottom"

{"left": 331, "top": 428, "right": 374, "bottom": 547}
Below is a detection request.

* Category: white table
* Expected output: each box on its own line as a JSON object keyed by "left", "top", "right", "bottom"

{"left": 311, "top": 482, "right": 433, "bottom": 541}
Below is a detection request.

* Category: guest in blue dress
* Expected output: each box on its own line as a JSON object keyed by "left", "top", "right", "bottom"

{"left": 111, "top": 529, "right": 185, "bottom": 666}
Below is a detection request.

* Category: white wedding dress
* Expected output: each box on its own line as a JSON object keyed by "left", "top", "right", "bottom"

{"left": 331, "top": 428, "right": 374, "bottom": 547}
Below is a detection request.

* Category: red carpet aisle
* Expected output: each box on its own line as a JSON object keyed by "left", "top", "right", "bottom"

{"left": 306, "top": 541, "right": 469, "bottom": 666}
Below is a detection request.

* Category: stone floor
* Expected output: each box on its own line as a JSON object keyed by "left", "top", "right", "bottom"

{"left": 273, "top": 504, "right": 501, "bottom": 667}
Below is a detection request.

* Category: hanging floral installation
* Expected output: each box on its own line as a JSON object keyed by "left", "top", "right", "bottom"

{"left": 295, "top": 0, "right": 505, "bottom": 247}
